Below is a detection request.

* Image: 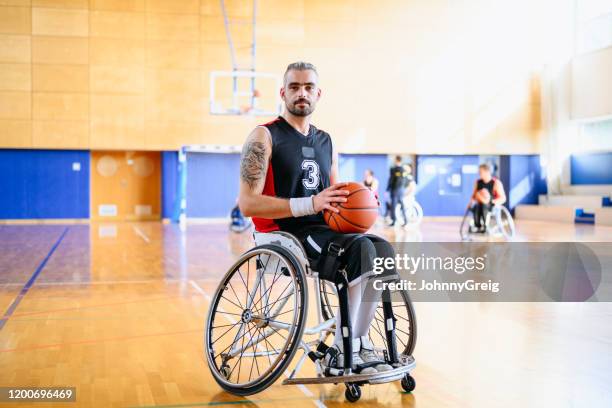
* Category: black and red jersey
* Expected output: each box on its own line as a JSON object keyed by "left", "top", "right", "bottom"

{"left": 477, "top": 177, "right": 498, "bottom": 199}
{"left": 252, "top": 116, "right": 333, "bottom": 233}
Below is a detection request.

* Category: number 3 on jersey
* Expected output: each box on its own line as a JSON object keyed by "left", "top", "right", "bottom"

{"left": 301, "top": 160, "right": 320, "bottom": 190}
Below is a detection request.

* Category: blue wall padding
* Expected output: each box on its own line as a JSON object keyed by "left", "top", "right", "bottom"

{"left": 338, "top": 154, "right": 389, "bottom": 191}
{"left": 500, "top": 155, "right": 547, "bottom": 212}
{"left": 338, "top": 154, "right": 390, "bottom": 214}
{"left": 0, "top": 149, "right": 89, "bottom": 219}
{"left": 571, "top": 152, "right": 612, "bottom": 185}
{"left": 415, "top": 155, "right": 480, "bottom": 216}
{"left": 185, "top": 152, "right": 241, "bottom": 218}
{"left": 161, "top": 151, "right": 179, "bottom": 219}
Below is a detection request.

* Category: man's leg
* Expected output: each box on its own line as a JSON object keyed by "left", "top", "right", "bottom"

{"left": 397, "top": 188, "right": 407, "bottom": 225}
{"left": 473, "top": 203, "right": 483, "bottom": 229}
{"left": 297, "top": 227, "right": 378, "bottom": 374}
{"left": 481, "top": 203, "right": 492, "bottom": 231}
{"left": 389, "top": 191, "right": 400, "bottom": 225}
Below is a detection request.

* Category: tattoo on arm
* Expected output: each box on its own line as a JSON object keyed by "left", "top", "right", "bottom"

{"left": 240, "top": 140, "right": 267, "bottom": 189}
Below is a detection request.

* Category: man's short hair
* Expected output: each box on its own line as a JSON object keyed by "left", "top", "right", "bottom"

{"left": 284, "top": 61, "right": 318, "bottom": 83}
{"left": 395, "top": 155, "right": 402, "bottom": 163}
{"left": 479, "top": 163, "right": 492, "bottom": 172}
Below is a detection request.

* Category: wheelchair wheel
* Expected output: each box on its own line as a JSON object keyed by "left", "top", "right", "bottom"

{"left": 494, "top": 206, "right": 515, "bottom": 239}
{"left": 397, "top": 198, "right": 423, "bottom": 225}
{"left": 319, "top": 280, "right": 417, "bottom": 356}
{"left": 205, "top": 245, "right": 308, "bottom": 396}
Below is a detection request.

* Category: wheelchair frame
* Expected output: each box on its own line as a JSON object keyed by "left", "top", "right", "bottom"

{"left": 460, "top": 204, "right": 516, "bottom": 240}
{"left": 394, "top": 196, "right": 423, "bottom": 226}
{"left": 205, "top": 231, "right": 417, "bottom": 402}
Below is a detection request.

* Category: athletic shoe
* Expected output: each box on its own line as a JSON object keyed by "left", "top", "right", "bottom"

{"left": 322, "top": 339, "right": 377, "bottom": 376}
{"left": 359, "top": 336, "right": 393, "bottom": 372}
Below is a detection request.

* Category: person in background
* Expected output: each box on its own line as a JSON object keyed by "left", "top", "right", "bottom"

{"left": 386, "top": 155, "right": 409, "bottom": 227}
{"left": 363, "top": 169, "right": 379, "bottom": 195}
{"left": 467, "top": 163, "right": 506, "bottom": 233}
{"left": 402, "top": 163, "right": 416, "bottom": 199}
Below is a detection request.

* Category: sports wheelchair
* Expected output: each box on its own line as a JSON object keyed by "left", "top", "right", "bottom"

{"left": 395, "top": 196, "right": 423, "bottom": 226}
{"left": 460, "top": 204, "right": 515, "bottom": 241}
{"left": 205, "top": 231, "right": 417, "bottom": 402}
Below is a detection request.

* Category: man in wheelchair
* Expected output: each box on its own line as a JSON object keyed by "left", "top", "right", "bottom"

{"left": 238, "top": 62, "right": 399, "bottom": 376}
{"left": 467, "top": 163, "right": 507, "bottom": 233}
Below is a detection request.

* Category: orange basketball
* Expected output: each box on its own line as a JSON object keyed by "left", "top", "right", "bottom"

{"left": 476, "top": 188, "right": 491, "bottom": 204}
{"left": 323, "top": 182, "right": 379, "bottom": 233}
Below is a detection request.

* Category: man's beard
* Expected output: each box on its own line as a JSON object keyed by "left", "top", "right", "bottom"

{"left": 286, "top": 99, "right": 314, "bottom": 117}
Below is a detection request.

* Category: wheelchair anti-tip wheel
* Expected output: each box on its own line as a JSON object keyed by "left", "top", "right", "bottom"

{"left": 345, "top": 383, "right": 361, "bottom": 402}
{"left": 319, "top": 279, "right": 417, "bottom": 357}
{"left": 205, "top": 245, "right": 308, "bottom": 396}
{"left": 401, "top": 374, "right": 416, "bottom": 392}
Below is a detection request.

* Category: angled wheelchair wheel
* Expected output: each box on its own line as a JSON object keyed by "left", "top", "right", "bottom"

{"left": 319, "top": 280, "right": 417, "bottom": 356}
{"left": 397, "top": 198, "right": 423, "bottom": 225}
{"left": 205, "top": 245, "right": 308, "bottom": 396}
{"left": 494, "top": 206, "right": 515, "bottom": 240}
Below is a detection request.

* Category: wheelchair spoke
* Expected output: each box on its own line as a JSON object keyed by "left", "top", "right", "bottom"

{"left": 211, "top": 321, "right": 242, "bottom": 346}
{"left": 250, "top": 258, "right": 283, "bottom": 313}
{"left": 263, "top": 279, "right": 293, "bottom": 316}
{"left": 248, "top": 326, "right": 261, "bottom": 382}
{"left": 254, "top": 289, "right": 294, "bottom": 317}
{"left": 213, "top": 323, "right": 247, "bottom": 361}
{"left": 220, "top": 295, "right": 243, "bottom": 310}
{"left": 270, "top": 308, "right": 294, "bottom": 318}
{"left": 226, "top": 281, "right": 245, "bottom": 310}
{"left": 216, "top": 311, "right": 243, "bottom": 317}
{"left": 230, "top": 322, "right": 254, "bottom": 382}
{"left": 257, "top": 326, "right": 275, "bottom": 367}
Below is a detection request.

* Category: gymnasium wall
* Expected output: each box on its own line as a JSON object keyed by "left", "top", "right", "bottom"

{"left": 0, "top": 0, "right": 545, "bottom": 154}
{"left": 90, "top": 151, "right": 161, "bottom": 220}
{"left": 499, "top": 155, "right": 547, "bottom": 211}
{"left": 571, "top": 152, "right": 612, "bottom": 186}
{"left": 0, "top": 149, "right": 89, "bottom": 219}
{"left": 414, "top": 155, "right": 480, "bottom": 217}
{"left": 571, "top": 46, "right": 612, "bottom": 120}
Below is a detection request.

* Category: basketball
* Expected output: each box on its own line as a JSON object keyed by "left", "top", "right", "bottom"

{"left": 323, "top": 182, "right": 379, "bottom": 233}
{"left": 476, "top": 188, "right": 491, "bottom": 204}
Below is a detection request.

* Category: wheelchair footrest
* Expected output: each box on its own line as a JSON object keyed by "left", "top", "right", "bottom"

{"left": 281, "top": 359, "right": 415, "bottom": 386}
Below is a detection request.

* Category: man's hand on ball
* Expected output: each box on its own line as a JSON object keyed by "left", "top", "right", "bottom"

{"left": 313, "top": 183, "right": 349, "bottom": 213}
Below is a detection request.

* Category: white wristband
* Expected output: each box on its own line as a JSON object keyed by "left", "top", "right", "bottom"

{"left": 289, "top": 196, "right": 316, "bottom": 217}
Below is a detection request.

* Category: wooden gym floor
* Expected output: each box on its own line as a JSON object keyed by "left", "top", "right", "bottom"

{"left": 1, "top": 219, "right": 611, "bottom": 407}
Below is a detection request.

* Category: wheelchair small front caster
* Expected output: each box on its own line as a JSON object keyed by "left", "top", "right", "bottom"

{"left": 401, "top": 374, "right": 416, "bottom": 392}
{"left": 345, "top": 383, "right": 361, "bottom": 402}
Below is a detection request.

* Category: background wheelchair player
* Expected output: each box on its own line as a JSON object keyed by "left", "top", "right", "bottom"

{"left": 385, "top": 158, "right": 422, "bottom": 226}
{"left": 461, "top": 163, "right": 515, "bottom": 240}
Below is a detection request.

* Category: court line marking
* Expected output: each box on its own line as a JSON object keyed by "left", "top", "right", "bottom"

{"left": 0, "top": 227, "right": 69, "bottom": 331}
{"left": 0, "top": 328, "right": 201, "bottom": 353}
{"left": 1, "top": 279, "right": 185, "bottom": 287}
{"left": 133, "top": 225, "right": 151, "bottom": 243}
{"left": 0, "top": 278, "right": 244, "bottom": 287}
{"left": 126, "top": 395, "right": 328, "bottom": 408}
{"left": 6, "top": 296, "right": 174, "bottom": 318}
{"left": 188, "top": 280, "right": 327, "bottom": 408}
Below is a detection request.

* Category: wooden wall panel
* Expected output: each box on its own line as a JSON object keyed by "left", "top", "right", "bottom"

{"left": 90, "top": 151, "right": 160, "bottom": 220}
{"left": 0, "top": 0, "right": 544, "bottom": 153}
